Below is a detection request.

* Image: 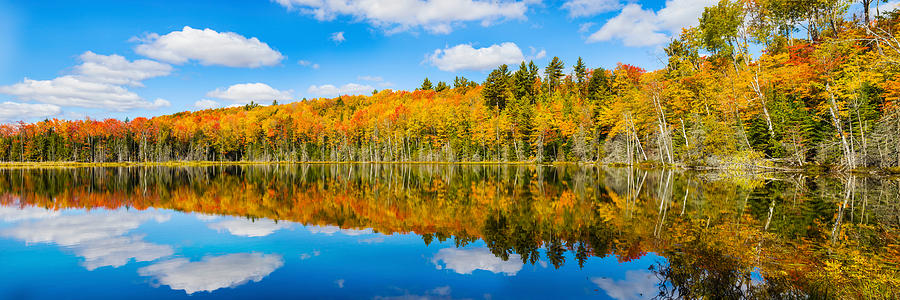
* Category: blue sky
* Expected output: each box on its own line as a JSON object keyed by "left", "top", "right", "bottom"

{"left": 0, "top": 0, "right": 721, "bottom": 123}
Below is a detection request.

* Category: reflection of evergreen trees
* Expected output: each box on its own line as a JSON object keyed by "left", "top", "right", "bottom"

{"left": 480, "top": 208, "right": 617, "bottom": 268}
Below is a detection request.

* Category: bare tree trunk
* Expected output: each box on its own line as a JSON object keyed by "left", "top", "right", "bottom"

{"left": 827, "top": 83, "right": 854, "bottom": 169}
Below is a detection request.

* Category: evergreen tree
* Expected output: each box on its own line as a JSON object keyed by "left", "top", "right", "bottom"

{"left": 483, "top": 64, "right": 511, "bottom": 110}
{"left": 586, "top": 67, "right": 611, "bottom": 102}
{"left": 420, "top": 77, "right": 433, "bottom": 91}
{"left": 435, "top": 81, "right": 450, "bottom": 92}
{"left": 512, "top": 62, "right": 532, "bottom": 102}
{"left": 527, "top": 61, "right": 540, "bottom": 97}
{"left": 545, "top": 57, "right": 564, "bottom": 96}
{"left": 453, "top": 76, "right": 477, "bottom": 93}
{"left": 574, "top": 57, "right": 587, "bottom": 96}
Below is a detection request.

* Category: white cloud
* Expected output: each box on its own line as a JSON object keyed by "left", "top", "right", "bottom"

{"left": 431, "top": 247, "right": 523, "bottom": 276}
{"left": 0, "top": 102, "right": 61, "bottom": 122}
{"left": 1, "top": 210, "right": 169, "bottom": 246}
{"left": 0, "top": 210, "right": 173, "bottom": 270}
{"left": 206, "top": 83, "right": 293, "bottom": 104}
{"left": 307, "top": 83, "right": 375, "bottom": 97}
{"left": 373, "top": 286, "right": 457, "bottom": 300}
{"left": 587, "top": 0, "right": 716, "bottom": 47}
{"left": 75, "top": 51, "right": 173, "bottom": 87}
{"left": 306, "top": 225, "right": 373, "bottom": 236}
{"left": 331, "top": 31, "right": 345, "bottom": 43}
{"left": 298, "top": 60, "right": 320, "bottom": 69}
{"left": 587, "top": 4, "right": 667, "bottom": 46}
{"left": 299, "top": 250, "right": 320, "bottom": 260}
{"left": 562, "top": 0, "right": 622, "bottom": 17}
{"left": 208, "top": 218, "right": 292, "bottom": 237}
{"left": 579, "top": 22, "right": 595, "bottom": 33}
{"left": 655, "top": 0, "right": 718, "bottom": 33}
{"left": 358, "top": 237, "right": 384, "bottom": 244}
{"left": 358, "top": 75, "right": 383, "bottom": 82}
{"left": 77, "top": 235, "right": 175, "bottom": 271}
{"left": 134, "top": 26, "right": 284, "bottom": 68}
{"left": 334, "top": 279, "right": 345, "bottom": 288}
{"left": 430, "top": 286, "right": 451, "bottom": 296}
{"left": 274, "top": 0, "right": 532, "bottom": 34}
{"left": 357, "top": 76, "right": 393, "bottom": 87}
{"left": 0, "top": 206, "right": 60, "bottom": 222}
{"left": 0, "top": 76, "right": 169, "bottom": 110}
{"left": 429, "top": 42, "right": 524, "bottom": 71}
{"left": 0, "top": 52, "right": 172, "bottom": 111}
{"left": 194, "top": 213, "right": 220, "bottom": 222}
{"left": 194, "top": 99, "right": 221, "bottom": 110}
{"left": 529, "top": 46, "right": 547, "bottom": 60}
{"left": 138, "top": 253, "right": 284, "bottom": 294}
{"left": 591, "top": 270, "right": 657, "bottom": 300}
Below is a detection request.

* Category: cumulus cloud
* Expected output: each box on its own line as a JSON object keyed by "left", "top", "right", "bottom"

{"left": 194, "top": 213, "right": 220, "bottom": 222}
{"left": 562, "top": 0, "right": 622, "bottom": 17}
{"left": 331, "top": 31, "right": 345, "bottom": 43}
{"left": 206, "top": 83, "right": 293, "bottom": 104}
{"left": 431, "top": 247, "right": 523, "bottom": 275}
{"left": 306, "top": 225, "right": 373, "bottom": 236}
{"left": 75, "top": 51, "right": 173, "bottom": 87}
{"left": 194, "top": 99, "right": 221, "bottom": 110}
{"left": 373, "top": 286, "right": 456, "bottom": 300}
{"left": 298, "top": 60, "right": 320, "bottom": 69}
{"left": 134, "top": 26, "right": 284, "bottom": 68}
{"left": 587, "top": 0, "right": 716, "bottom": 47}
{"left": 0, "top": 206, "right": 60, "bottom": 222}
{"left": 0, "top": 52, "right": 172, "bottom": 111}
{"left": 429, "top": 42, "right": 524, "bottom": 71}
{"left": 358, "top": 75, "right": 383, "bottom": 82}
{"left": 138, "top": 253, "right": 284, "bottom": 294}
{"left": 0, "top": 76, "right": 170, "bottom": 110}
{"left": 274, "top": 0, "right": 531, "bottom": 34}
{"left": 591, "top": 270, "right": 658, "bottom": 300}
{"left": 357, "top": 75, "right": 393, "bottom": 87}
{"left": 0, "top": 102, "right": 61, "bottom": 122}
{"left": 528, "top": 46, "right": 547, "bottom": 60}
{"left": 77, "top": 235, "right": 175, "bottom": 271}
{"left": 208, "top": 218, "right": 292, "bottom": 237}
{"left": 307, "top": 83, "right": 375, "bottom": 97}
{"left": 0, "top": 210, "right": 173, "bottom": 270}
{"left": 299, "top": 250, "right": 320, "bottom": 260}
{"left": 431, "top": 286, "right": 451, "bottom": 296}
{"left": 358, "top": 237, "right": 384, "bottom": 244}
{"left": 579, "top": 22, "right": 595, "bottom": 33}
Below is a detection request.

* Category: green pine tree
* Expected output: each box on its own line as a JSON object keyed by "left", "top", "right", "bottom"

{"left": 545, "top": 57, "right": 564, "bottom": 96}
{"left": 435, "top": 81, "right": 450, "bottom": 92}
{"left": 483, "top": 65, "right": 511, "bottom": 110}
{"left": 420, "top": 77, "right": 433, "bottom": 90}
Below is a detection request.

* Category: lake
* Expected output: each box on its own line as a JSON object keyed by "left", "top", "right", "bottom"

{"left": 0, "top": 165, "right": 897, "bottom": 299}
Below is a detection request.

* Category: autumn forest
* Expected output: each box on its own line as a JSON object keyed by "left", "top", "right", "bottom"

{"left": 4, "top": 1, "right": 900, "bottom": 173}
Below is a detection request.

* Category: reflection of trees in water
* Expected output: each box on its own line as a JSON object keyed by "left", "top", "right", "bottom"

{"left": 0, "top": 165, "right": 898, "bottom": 297}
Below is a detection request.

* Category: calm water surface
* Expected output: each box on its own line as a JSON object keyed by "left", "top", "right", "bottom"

{"left": 0, "top": 165, "right": 898, "bottom": 299}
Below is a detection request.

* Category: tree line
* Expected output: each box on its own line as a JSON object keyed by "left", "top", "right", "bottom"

{"left": 3, "top": 0, "right": 900, "bottom": 171}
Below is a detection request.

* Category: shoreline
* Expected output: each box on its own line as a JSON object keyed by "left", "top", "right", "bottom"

{"left": 1, "top": 161, "right": 898, "bottom": 175}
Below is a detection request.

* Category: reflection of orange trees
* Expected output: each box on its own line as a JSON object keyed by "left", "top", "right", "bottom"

{"left": 1, "top": 166, "right": 898, "bottom": 296}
